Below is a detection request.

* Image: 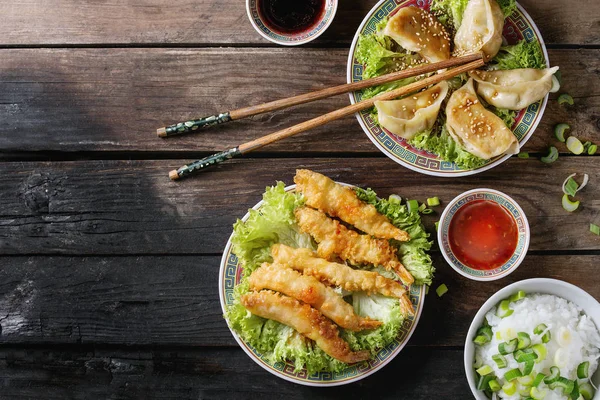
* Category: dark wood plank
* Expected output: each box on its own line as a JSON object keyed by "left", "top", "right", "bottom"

{"left": 0, "top": 157, "right": 598, "bottom": 255}
{"left": 0, "top": 254, "right": 598, "bottom": 347}
{"left": 0, "top": 48, "right": 597, "bottom": 154}
{"left": 0, "top": 0, "right": 597, "bottom": 46}
{"left": 0, "top": 346, "right": 470, "bottom": 399}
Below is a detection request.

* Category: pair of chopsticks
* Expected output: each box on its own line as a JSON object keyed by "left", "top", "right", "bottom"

{"left": 160, "top": 52, "right": 485, "bottom": 180}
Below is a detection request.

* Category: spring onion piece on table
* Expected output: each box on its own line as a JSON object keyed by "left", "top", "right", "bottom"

{"left": 517, "top": 332, "right": 532, "bottom": 350}
{"left": 421, "top": 208, "right": 434, "bottom": 215}
{"left": 530, "top": 386, "right": 547, "bottom": 400}
{"left": 562, "top": 173, "right": 589, "bottom": 197}
{"left": 522, "top": 360, "right": 535, "bottom": 376}
{"left": 510, "top": 290, "right": 526, "bottom": 302}
{"left": 531, "top": 344, "right": 547, "bottom": 362}
{"left": 504, "top": 368, "right": 522, "bottom": 382}
{"left": 499, "top": 339, "right": 518, "bottom": 355}
{"left": 532, "top": 373, "right": 545, "bottom": 387}
{"left": 436, "top": 284, "right": 448, "bottom": 297}
{"left": 388, "top": 194, "right": 402, "bottom": 204}
{"left": 543, "top": 367, "right": 560, "bottom": 384}
{"left": 577, "top": 361, "right": 590, "bottom": 379}
{"left": 489, "top": 379, "right": 501, "bottom": 392}
{"left": 434, "top": 221, "right": 439, "bottom": 231}
{"left": 518, "top": 374, "right": 535, "bottom": 386}
{"left": 492, "top": 354, "right": 507, "bottom": 368}
{"left": 541, "top": 146, "right": 559, "bottom": 163}
{"left": 591, "top": 223, "right": 600, "bottom": 236}
{"left": 407, "top": 199, "right": 419, "bottom": 213}
{"left": 427, "top": 197, "right": 440, "bottom": 207}
{"left": 567, "top": 136, "right": 585, "bottom": 155}
{"left": 558, "top": 93, "right": 574, "bottom": 105}
{"left": 554, "top": 123, "right": 570, "bottom": 142}
{"left": 562, "top": 193, "right": 580, "bottom": 212}
{"left": 550, "top": 75, "right": 561, "bottom": 93}
{"left": 589, "top": 144, "right": 598, "bottom": 155}
{"left": 518, "top": 152, "right": 530, "bottom": 158}
{"left": 502, "top": 381, "right": 517, "bottom": 396}
{"left": 418, "top": 203, "right": 427, "bottom": 213}
{"left": 497, "top": 300, "right": 514, "bottom": 318}
{"left": 579, "top": 382, "right": 594, "bottom": 400}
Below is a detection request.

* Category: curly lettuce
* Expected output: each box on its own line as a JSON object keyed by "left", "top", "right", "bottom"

{"left": 431, "top": 0, "right": 517, "bottom": 31}
{"left": 226, "top": 182, "right": 431, "bottom": 374}
{"left": 490, "top": 40, "right": 546, "bottom": 70}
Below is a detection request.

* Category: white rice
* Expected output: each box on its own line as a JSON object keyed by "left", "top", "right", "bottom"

{"left": 475, "top": 294, "right": 600, "bottom": 400}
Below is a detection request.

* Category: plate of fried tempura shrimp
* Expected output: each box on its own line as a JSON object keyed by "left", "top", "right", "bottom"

{"left": 219, "top": 169, "right": 435, "bottom": 385}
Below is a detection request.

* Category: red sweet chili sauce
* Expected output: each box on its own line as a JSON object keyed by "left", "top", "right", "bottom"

{"left": 448, "top": 200, "right": 518, "bottom": 270}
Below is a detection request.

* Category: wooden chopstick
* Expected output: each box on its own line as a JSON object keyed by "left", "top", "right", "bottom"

{"left": 157, "top": 53, "right": 483, "bottom": 138}
{"left": 168, "top": 55, "right": 485, "bottom": 180}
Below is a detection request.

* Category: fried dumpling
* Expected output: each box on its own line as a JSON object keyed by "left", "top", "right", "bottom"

{"left": 445, "top": 79, "right": 519, "bottom": 160}
{"left": 374, "top": 81, "right": 449, "bottom": 140}
{"left": 383, "top": 6, "right": 450, "bottom": 63}
{"left": 454, "top": 0, "right": 504, "bottom": 61}
{"left": 468, "top": 67, "right": 559, "bottom": 110}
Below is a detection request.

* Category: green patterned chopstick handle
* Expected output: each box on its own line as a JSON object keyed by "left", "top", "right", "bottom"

{"left": 158, "top": 112, "right": 232, "bottom": 137}
{"left": 169, "top": 147, "right": 241, "bottom": 180}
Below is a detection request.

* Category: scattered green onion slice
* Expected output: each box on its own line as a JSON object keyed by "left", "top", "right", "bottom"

{"left": 541, "top": 146, "right": 559, "bottom": 163}
{"left": 572, "top": 380, "right": 580, "bottom": 400}
{"left": 421, "top": 208, "right": 434, "bottom": 215}
{"left": 591, "top": 223, "right": 600, "bottom": 236}
{"left": 418, "top": 202, "right": 427, "bottom": 212}
{"left": 577, "top": 361, "right": 590, "bottom": 379}
{"left": 498, "top": 338, "right": 518, "bottom": 355}
{"left": 502, "top": 381, "right": 517, "bottom": 396}
{"left": 476, "top": 365, "right": 493, "bottom": 376}
{"left": 517, "top": 332, "right": 532, "bottom": 350}
{"left": 434, "top": 221, "right": 439, "bottom": 231}
{"left": 531, "top": 344, "right": 547, "bottom": 362}
{"left": 388, "top": 194, "right": 402, "bottom": 204}
{"left": 522, "top": 360, "right": 535, "bottom": 376}
{"left": 504, "top": 368, "right": 522, "bottom": 382}
{"left": 589, "top": 144, "right": 598, "bottom": 155}
{"left": 489, "top": 379, "right": 501, "bottom": 392}
{"left": 530, "top": 386, "right": 547, "bottom": 400}
{"left": 492, "top": 354, "right": 507, "bottom": 368}
{"left": 425, "top": 285, "right": 430, "bottom": 295}
{"left": 518, "top": 374, "right": 535, "bottom": 386}
{"left": 497, "top": 300, "right": 514, "bottom": 318}
{"left": 534, "top": 324, "right": 551, "bottom": 343}
{"left": 426, "top": 197, "right": 440, "bottom": 207}
{"left": 510, "top": 290, "right": 526, "bottom": 302}
{"left": 551, "top": 377, "right": 574, "bottom": 394}
{"left": 543, "top": 366, "right": 560, "bottom": 384}
{"left": 554, "top": 123, "right": 570, "bottom": 142}
{"left": 550, "top": 75, "right": 561, "bottom": 93}
{"left": 477, "top": 374, "right": 495, "bottom": 391}
{"left": 567, "top": 136, "right": 585, "bottom": 155}
{"left": 562, "top": 193, "right": 580, "bottom": 212}
{"left": 436, "top": 284, "right": 448, "bottom": 297}
{"left": 407, "top": 199, "right": 419, "bottom": 213}
{"left": 562, "top": 173, "right": 589, "bottom": 197}
{"left": 518, "top": 152, "right": 530, "bottom": 159}
{"left": 558, "top": 93, "right": 574, "bottom": 106}
{"left": 579, "top": 382, "right": 594, "bottom": 400}
{"left": 532, "top": 373, "right": 545, "bottom": 387}
{"left": 474, "top": 326, "right": 493, "bottom": 345}
{"left": 473, "top": 353, "right": 483, "bottom": 368}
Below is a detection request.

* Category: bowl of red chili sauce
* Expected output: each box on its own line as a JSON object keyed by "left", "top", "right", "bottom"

{"left": 438, "top": 189, "right": 530, "bottom": 281}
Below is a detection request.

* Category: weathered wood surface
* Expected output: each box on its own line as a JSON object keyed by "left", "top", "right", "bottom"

{"left": 0, "top": 158, "right": 598, "bottom": 256}
{"left": 0, "top": 253, "right": 598, "bottom": 347}
{"left": 0, "top": 0, "right": 598, "bottom": 46}
{"left": 0, "top": 48, "right": 597, "bottom": 154}
{"left": 0, "top": 346, "right": 469, "bottom": 399}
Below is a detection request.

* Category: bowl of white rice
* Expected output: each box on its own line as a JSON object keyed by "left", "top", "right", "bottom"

{"left": 465, "top": 278, "right": 600, "bottom": 400}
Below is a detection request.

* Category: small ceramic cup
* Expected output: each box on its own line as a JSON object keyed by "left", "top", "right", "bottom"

{"left": 438, "top": 188, "right": 530, "bottom": 281}
{"left": 246, "top": 0, "right": 338, "bottom": 46}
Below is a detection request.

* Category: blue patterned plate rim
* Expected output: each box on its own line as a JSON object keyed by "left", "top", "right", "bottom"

{"left": 437, "top": 188, "right": 530, "bottom": 281}
{"left": 218, "top": 183, "right": 426, "bottom": 386}
{"left": 246, "top": 0, "right": 338, "bottom": 46}
{"left": 346, "top": 0, "right": 550, "bottom": 177}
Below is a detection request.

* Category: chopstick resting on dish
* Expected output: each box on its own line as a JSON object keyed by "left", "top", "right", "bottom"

{"left": 168, "top": 54, "right": 485, "bottom": 180}
{"left": 157, "top": 52, "right": 484, "bottom": 138}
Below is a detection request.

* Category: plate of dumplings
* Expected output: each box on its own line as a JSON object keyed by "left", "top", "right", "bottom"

{"left": 347, "top": 0, "right": 559, "bottom": 177}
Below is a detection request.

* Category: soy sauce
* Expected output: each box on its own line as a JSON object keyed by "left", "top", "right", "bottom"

{"left": 258, "top": 0, "right": 326, "bottom": 34}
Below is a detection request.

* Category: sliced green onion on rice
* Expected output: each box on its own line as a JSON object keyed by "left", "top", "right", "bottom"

{"left": 476, "top": 365, "right": 494, "bottom": 376}
{"left": 477, "top": 374, "right": 495, "bottom": 391}
{"left": 522, "top": 360, "right": 535, "bottom": 376}
{"left": 531, "top": 344, "right": 547, "bottom": 362}
{"left": 497, "top": 300, "right": 514, "bottom": 318}
{"left": 530, "top": 386, "right": 547, "bottom": 400}
{"left": 518, "top": 374, "right": 535, "bottom": 386}
{"left": 504, "top": 368, "right": 522, "bottom": 382}
{"left": 532, "top": 373, "right": 546, "bottom": 387}
{"left": 517, "top": 332, "right": 532, "bottom": 350}
{"left": 489, "top": 379, "right": 501, "bottom": 392}
{"left": 502, "top": 381, "right": 517, "bottom": 396}
{"left": 510, "top": 290, "right": 526, "bottom": 302}
{"left": 533, "top": 324, "right": 551, "bottom": 343}
{"left": 498, "top": 338, "right": 518, "bottom": 355}
{"left": 492, "top": 354, "right": 507, "bottom": 368}
{"left": 579, "top": 382, "right": 594, "bottom": 400}
{"left": 550, "top": 377, "right": 574, "bottom": 394}
{"left": 543, "top": 366, "right": 560, "bottom": 384}
{"left": 577, "top": 361, "right": 590, "bottom": 379}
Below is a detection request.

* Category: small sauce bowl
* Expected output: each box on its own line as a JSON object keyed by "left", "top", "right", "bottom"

{"left": 246, "top": 0, "right": 338, "bottom": 46}
{"left": 438, "top": 188, "right": 530, "bottom": 281}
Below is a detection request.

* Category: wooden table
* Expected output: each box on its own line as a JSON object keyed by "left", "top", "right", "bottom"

{"left": 0, "top": 1, "right": 598, "bottom": 398}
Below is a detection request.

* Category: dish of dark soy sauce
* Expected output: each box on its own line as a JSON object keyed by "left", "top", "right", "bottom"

{"left": 258, "top": 0, "right": 326, "bottom": 34}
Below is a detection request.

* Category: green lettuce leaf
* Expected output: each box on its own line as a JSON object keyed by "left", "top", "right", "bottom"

{"left": 490, "top": 40, "right": 546, "bottom": 70}
{"left": 491, "top": 106, "right": 518, "bottom": 128}
{"left": 354, "top": 188, "right": 435, "bottom": 285}
{"left": 431, "top": 0, "right": 516, "bottom": 31}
